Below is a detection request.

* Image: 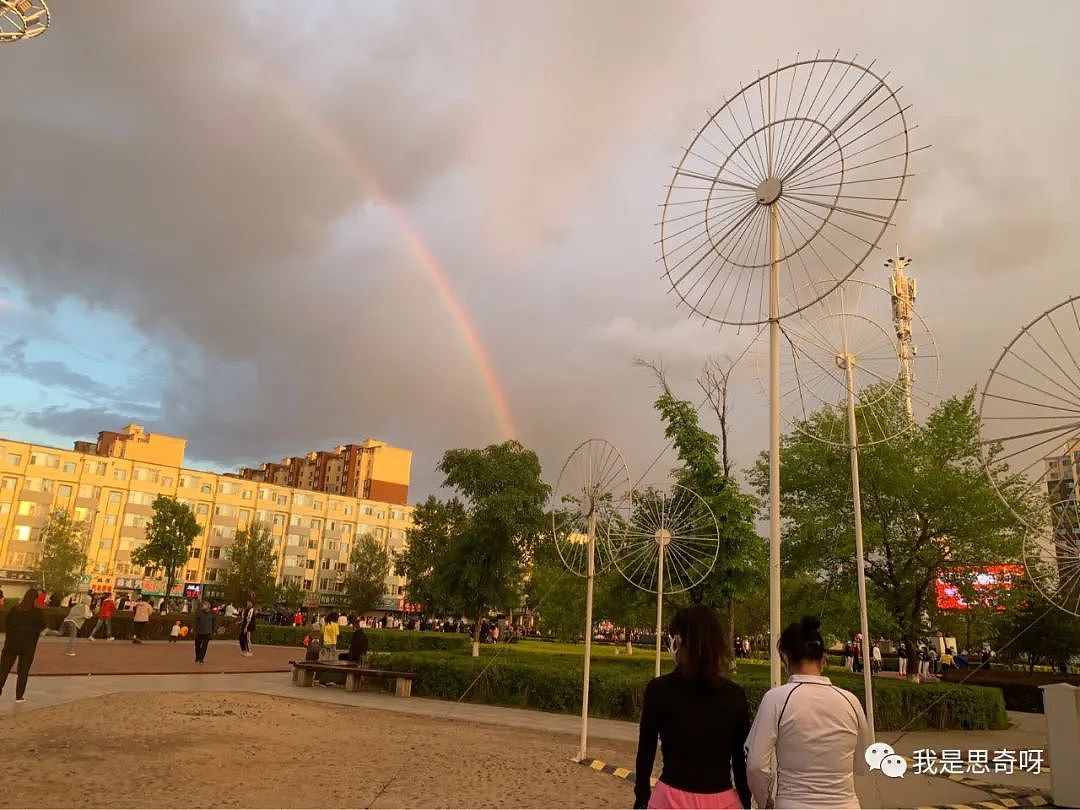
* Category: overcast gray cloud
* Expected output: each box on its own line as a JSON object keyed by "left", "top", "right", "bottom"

{"left": 0, "top": 1, "right": 1078, "bottom": 498}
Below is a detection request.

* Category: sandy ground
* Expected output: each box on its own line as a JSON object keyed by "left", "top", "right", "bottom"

{"left": 0, "top": 691, "right": 640, "bottom": 808}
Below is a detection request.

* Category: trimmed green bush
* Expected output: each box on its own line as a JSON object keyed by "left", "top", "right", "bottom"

{"left": 939, "top": 668, "right": 1080, "bottom": 713}
{"left": 248, "top": 625, "right": 468, "bottom": 652}
{"left": 374, "top": 649, "right": 1007, "bottom": 731}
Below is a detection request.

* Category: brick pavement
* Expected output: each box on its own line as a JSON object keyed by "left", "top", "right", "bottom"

{"left": 25, "top": 635, "right": 298, "bottom": 675}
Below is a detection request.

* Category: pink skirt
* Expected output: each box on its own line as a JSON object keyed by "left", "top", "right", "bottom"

{"left": 648, "top": 781, "right": 743, "bottom": 809}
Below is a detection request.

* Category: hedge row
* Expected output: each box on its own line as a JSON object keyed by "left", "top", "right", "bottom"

{"left": 249, "top": 625, "right": 468, "bottom": 652}
{"left": 939, "top": 668, "right": 1080, "bottom": 713}
{"left": 375, "top": 651, "right": 1007, "bottom": 731}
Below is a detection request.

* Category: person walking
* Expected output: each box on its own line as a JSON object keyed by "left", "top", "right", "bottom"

{"left": 237, "top": 600, "right": 256, "bottom": 657}
{"left": 871, "top": 642, "right": 882, "bottom": 675}
{"left": 131, "top": 595, "right": 152, "bottom": 643}
{"left": 897, "top": 640, "right": 908, "bottom": 678}
{"left": 0, "top": 589, "right": 47, "bottom": 702}
{"left": 746, "top": 616, "right": 872, "bottom": 809}
{"left": 87, "top": 593, "right": 116, "bottom": 641}
{"left": 634, "top": 605, "right": 752, "bottom": 809}
{"left": 193, "top": 600, "right": 215, "bottom": 664}
{"left": 843, "top": 640, "right": 854, "bottom": 672}
{"left": 56, "top": 599, "right": 93, "bottom": 656}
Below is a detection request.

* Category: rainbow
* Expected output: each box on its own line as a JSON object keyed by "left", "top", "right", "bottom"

{"left": 254, "top": 71, "right": 518, "bottom": 442}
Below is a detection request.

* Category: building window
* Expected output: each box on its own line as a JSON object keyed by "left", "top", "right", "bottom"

{"left": 185, "top": 569, "right": 197, "bottom": 580}
{"left": 277, "top": 495, "right": 287, "bottom": 506}
{"left": 17, "top": 501, "right": 37, "bottom": 517}
{"left": 162, "top": 476, "right": 174, "bottom": 488}
{"left": 189, "top": 547, "right": 201, "bottom": 559}
{"left": 239, "top": 509, "right": 250, "bottom": 522}
{"left": 14, "top": 525, "right": 32, "bottom": 542}
{"left": 313, "top": 500, "right": 323, "bottom": 511}
{"left": 273, "top": 513, "right": 284, "bottom": 526}
{"left": 104, "top": 514, "right": 117, "bottom": 526}
{"left": 311, "top": 519, "right": 321, "bottom": 531}
{"left": 197, "top": 503, "right": 209, "bottom": 515}
{"left": 6, "top": 453, "right": 22, "bottom": 466}
{"left": 201, "top": 484, "right": 212, "bottom": 494}
{"left": 62, "top": 461, "right": 77, "bottom": 474}
{"left": 258, "top": 488, "right": 270, "bottom": 500}
{"left": 320, "top": 560, "right": 330, "bottom": 570}
{"left": 98, "top": 539, "right": 113, "bottom": 551}
{"left": 205, "top": 569, "right": 218, "bottom": 582}
{"left": 108, "top": 491, "right": 122, "bottom": 504}
{"left": 343, "top": 505, "right": 354, "bottom": 516}
{"left": 208, "top": 547, "right": 222, "bottom": 559}
{"left": 303, "top": 579, "right": 312, "bottom": 590}
{"left": 1, "top": 476, "right": 16, "bottom": 490}
{"left": 305, "top": 559, "right": 315, "bottom": 570}
{"left": 241, "top": 489, "right": 252, "bottom": 501}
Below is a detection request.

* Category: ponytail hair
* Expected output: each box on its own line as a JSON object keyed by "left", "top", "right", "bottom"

{"left": 778, "top": 615, "right": 827, "bottom": 664}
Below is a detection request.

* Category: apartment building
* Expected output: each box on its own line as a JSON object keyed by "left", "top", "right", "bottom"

{"left": 0, "top": 424, "right": 413, "bottom": 609}
{"left": 237, "top": 439, "right": 411, "bottom": 505}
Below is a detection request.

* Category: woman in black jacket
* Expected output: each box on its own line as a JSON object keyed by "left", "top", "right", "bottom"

{"left": 634, "top": 604, "right": 751, "bottom": 809}
{"left": 0, "top": 588, "right": 47, "bottom": 702}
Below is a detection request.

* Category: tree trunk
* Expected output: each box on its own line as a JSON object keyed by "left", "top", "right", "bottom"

{"left": 472, "top": 608, "right": 481, "bottom": 658}
{"left": 727, "top": 596, "right": 736, "bottom": 658}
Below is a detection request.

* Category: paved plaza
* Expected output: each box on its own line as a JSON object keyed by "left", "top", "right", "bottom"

{"left": 0, "top": 637, "right": 1059, "bottom": 808}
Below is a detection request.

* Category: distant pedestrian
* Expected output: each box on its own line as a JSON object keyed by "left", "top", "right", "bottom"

{"left": 131, "top": 596, "right": 152, "bottom": 643}
{"left": 871, "top": 643, "right": 882, "bottom": 674}
{"left": 843, "top": 640, "right": 854, "bottom": 672}
{"left": 56, "top": 599, "right": 92, "bottom": 656}
{"left": 34, "top": 591, "right": 47, "bottom": 609}
{"left": 88, "top": 593, "right": 116, "bottom": 641}
{"left": 322, "top": 612, "right": 340, "bottom": 658}
{"left": 897, "top": 641, "right": 908, "bottom": 677}
{"left": 169, "top": 621, "right": 182, "bottom": 643}
{"left": 193, "top": 600, "right": 215, "bottom": 664}
{"left": 0, "top": 585, "right": 5, "bottom": 604}
{"left": 238, "top": 600, "right": 256, "bottom": 657}
{"left": 0, "top": 589, "right": 47, "bottom": 702}
{"left": 293, "top": 611, "right": 302, "bottom": 627}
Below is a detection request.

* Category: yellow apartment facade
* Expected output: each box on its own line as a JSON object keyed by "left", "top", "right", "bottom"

{"left": 0, "top": 424, "right": 413, "bottom": 609}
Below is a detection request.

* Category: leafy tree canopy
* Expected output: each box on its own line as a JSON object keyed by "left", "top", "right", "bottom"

{"left": 132, "top": 495, "right": 200, "bottom": 604}
{"left": 222, "top": 523, "right": 277, "bottom": 606}
{"left": 35, "top": 508, "right": 88, "bottom": 598}
{"left": 344, "top": 533, "right": 391, "bottom": 614}
{"left": 749, "top": 388, "right": 1034, "bottom": 653}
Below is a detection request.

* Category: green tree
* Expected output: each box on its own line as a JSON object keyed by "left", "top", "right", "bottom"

{"left": 595, "top": 569, "right": 656, "bottom": 653}
{"left": 35, "top": 508, "right": 89, "bottom": 599}
{"left": 436, "top": 441, "right": 550, "bottom": 656}
{"left": 276, "top": 582, "right": 303, "bottom": 609}
{"left": 222, "top": 523, "right": 277, "bottom": 607}
{"left": 749, "top": 389, "right": 1033, "bottom": 672}
{"left": 995, "top": 584, "right": 1080, "bottom": 672}
{"left": 525, "top": 540, "right": 585, "bottom": 642}
{"left": 344, "top": 533, "right": 391, "bottom": 614}
{"left": 396, "top": 495, "right": 466, "bottom": 615}
{"left": 132, "top": 495, "right": 200, "bottom": 606}
{"left": 650, "top": 389, "right": 763, "bottom": 643}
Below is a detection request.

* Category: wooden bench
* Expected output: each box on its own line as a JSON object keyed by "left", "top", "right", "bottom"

{"left": 290, "top": 661, "right": 416, "bottom": 697}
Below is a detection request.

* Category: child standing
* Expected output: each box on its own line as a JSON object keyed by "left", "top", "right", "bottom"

{"left": 169, "top": 620, "right": 181, "bottom": 643}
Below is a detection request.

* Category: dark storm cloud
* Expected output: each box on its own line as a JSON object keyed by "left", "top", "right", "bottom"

{"left": 23, "top": 405, "right": 160, "bottom": 440}
{"left": 0, "top": 2, "right": 1077, "bottom": 498}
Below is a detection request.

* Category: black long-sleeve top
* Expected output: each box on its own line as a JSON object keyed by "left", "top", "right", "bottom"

{"left": 2, "top": 607, "right": 46, "bottom": 651}
{"left": 634, "top": 670, "right": 752, "bottom": 809}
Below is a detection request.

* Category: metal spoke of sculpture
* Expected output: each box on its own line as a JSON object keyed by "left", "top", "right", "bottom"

{"left": 0, "top": 0, "right": 49, "bottom": 42}
{"left": 980, "top": 296, "right": 1080, "bottom": 617}
{"left": 551, "top": 438, "right": 631, "bottom": 761}
{"left": 756, "top": 276, "right": 939, "bottom": 739}
{"left": 660, "top": 54, "right": 914, "bottom": 686}
{"left": 614, "top": 483, "right": 719, "bottom": 678}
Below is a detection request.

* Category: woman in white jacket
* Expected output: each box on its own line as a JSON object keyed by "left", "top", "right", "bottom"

{"left": 745, "top": 616, "right": 871, "bottom": 808}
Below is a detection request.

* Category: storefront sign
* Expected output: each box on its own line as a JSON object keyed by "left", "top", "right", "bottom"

{"left": 0, "top": 570, "right": 38, "bottom": 583}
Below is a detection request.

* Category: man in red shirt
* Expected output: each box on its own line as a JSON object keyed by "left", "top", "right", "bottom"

{"left": 88, "top": 593, "right": 116, "bottom": 640}
{"left": 34, "top": 591, "right": 47, "bottom": 608}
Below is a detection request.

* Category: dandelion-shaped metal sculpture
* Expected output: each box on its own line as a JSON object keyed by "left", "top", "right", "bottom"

{"left": 660, "top": 54, "right": 914, "bottom": 686}
{"left": 551, "top": 439, "right": 631, "bottom": 761}
{"left": 980, "top": 297, "right": 1080, "bottom": 617}
{"left": 614, "top": 484, "right": 719, "bottom": 678}
{"left": 756, "top": 277, "right": 939, "bottom": 739}
{"left": 0, "top": 0, "right": 48, "bottom": 41}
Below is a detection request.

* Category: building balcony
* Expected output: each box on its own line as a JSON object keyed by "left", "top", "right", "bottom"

{"left": 19, "top": 488, "right": 54, "bottom": 504}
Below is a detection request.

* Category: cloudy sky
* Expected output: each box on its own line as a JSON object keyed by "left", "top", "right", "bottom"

{"left": 0, "top": 1, "right": 1076, "bottom": 500}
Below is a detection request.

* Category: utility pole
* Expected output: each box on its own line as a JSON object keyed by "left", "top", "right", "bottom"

{"left": 885, "top": 246, "right": 917, "bottom": 422}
